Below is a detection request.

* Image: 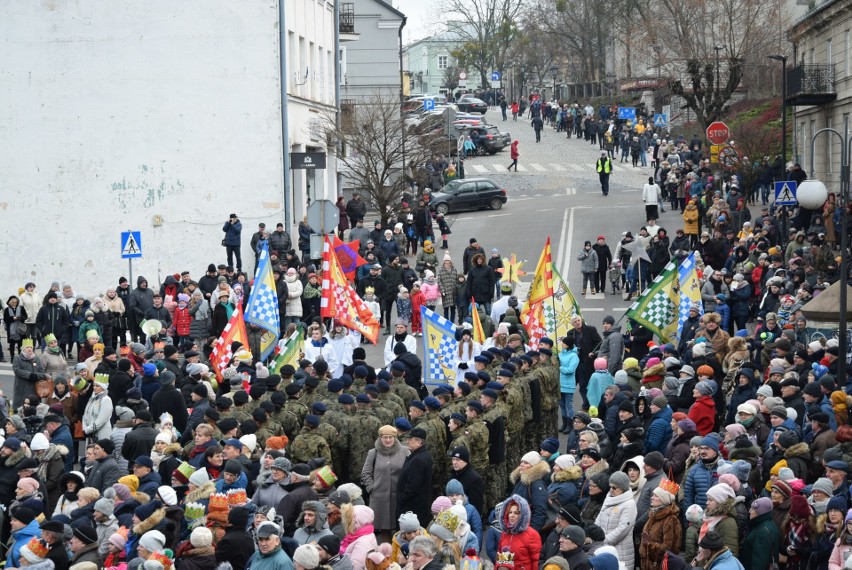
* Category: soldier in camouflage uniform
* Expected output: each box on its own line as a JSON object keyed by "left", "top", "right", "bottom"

{"left": 245, "top": 383, "right": 267, "bottom": 414}
{"left": 348, "top": 395, "right": 383, "bottom": 483}
{"left": 494, "top": 370, "right": 526, "bottom": 474}
{"left": 516, "top": 356, "right": 541, "bottom": 453}
{"left": 447, "top": 412, "right": 472, "bottom": 452}
{"left": 288, "top": 414, "right": 333, "bottom": 465}
{"left": 284, "top": 383, "right": 310, "bottom": 425}
{"left": 537, "top": 339, "right": 560, "bottom": 439}
{"left": 300, "top": 376, "right": 324, "bottom": 407}
{"left": 424, "top": 397, "right": 449, "bottom": 484}
{"left": 351, "top": 365, "right": 370, "bottom": 394}
{"left": 434, "top": 387, "right": 455, "bottom": 424}
{"left": 364, "top": 387, "right": 394, "bottom": 425}
{"left": 389, "top": 365, "right": 419, "bottom": 409}
{"left": 325, "top": 394, "right": 355, "bottom": 482}
{"left": 408, "top": 399, "right": 444, "bottom": 497}
{"left": 376, "top": 380, "right": 406, "bottom": 419}
{"left": 215, "top": 396, "right": 235, "bottom": 420}
{"left": 463, "top": 401, "right": 490, "bottom": 474}
{"left": 216, "top": 417, "right": 240, "bottom": 440}
{"left": 270, "top": 392, "right": 301, "bottom": 439}
{"left": 309, "top": 402, "right": 339, "bottom": 451}
{"left": 230, "top": 391, "right": 253, "bottom": 423}
{"left": 250, "top": 408, "right": 274, "bottom": 449}
{"left": 481, "top": 387, "right": 508, "bottom": 509}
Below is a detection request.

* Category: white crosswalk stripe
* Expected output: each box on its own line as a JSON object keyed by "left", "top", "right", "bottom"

{"left": 472, "top": 165, "right": 487, "bottom": 173}
{"left": 531, "top": 163, "right": 546, "bottom": 171}
{"left": 549, "top": 164, "right": 566, "bottom": 171}
{"left": 569, "top": 164, "right": 584, "bottom": 172}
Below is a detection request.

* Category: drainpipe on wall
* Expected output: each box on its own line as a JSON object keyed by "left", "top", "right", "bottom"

{"left": 399, "top": 16, "right": 407, "bottom": 174}
{"left": 279, "top": 0, "right": 292, "bottom": 226}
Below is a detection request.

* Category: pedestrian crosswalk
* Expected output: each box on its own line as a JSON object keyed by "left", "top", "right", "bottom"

{"left": 469, "top": 163, "right": 591, "bottom": 174}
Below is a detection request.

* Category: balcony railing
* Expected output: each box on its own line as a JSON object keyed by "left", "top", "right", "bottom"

{"left": 340, "top": 3, "right": 355, "bottom": 34}
{"left": 786, "top": 64, "right": 837, "bottom": 106}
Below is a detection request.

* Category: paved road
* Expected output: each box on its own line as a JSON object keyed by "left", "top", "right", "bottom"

{"left": 0, "top": 110, "right": 688, "bottom": 412}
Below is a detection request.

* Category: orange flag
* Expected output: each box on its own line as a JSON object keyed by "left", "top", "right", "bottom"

{"left": 209, "top": 304, "right": 249, "bottom": 379}
{"left": 470, "top": 298, "right": 485, "bottom": 344}
{"left": 528, "top": 237, "right": 554, "bottom": 306}
{"left": 321, "top": 237, "right": 381, "bottom": 343}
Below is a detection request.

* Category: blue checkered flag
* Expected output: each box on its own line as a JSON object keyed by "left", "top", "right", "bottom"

{"left": 246, "top": 243, "right": 281, "bottom": 361}
{"left": 677, "top": 252, "right": 703, "bottom": 341}
{"left": 421, "top": 306, "right": 459, "bottom": 386}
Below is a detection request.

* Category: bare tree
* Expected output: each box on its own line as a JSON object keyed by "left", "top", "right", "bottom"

{"left": 323, "top": 92, "right": 443, "bottom": 225}
{"left": 535, "top": 0, "right": 611, "bottom": 84}
{"left": 440, "top": 0, "right": 523, "bottom": 87}
{"left": 633, "top": 0, "right": 786, "bottom": 129}
{"left": 442, "top": 64, "right": 461, "bottom": 93}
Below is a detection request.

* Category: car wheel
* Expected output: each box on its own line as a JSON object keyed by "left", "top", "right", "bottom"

{"left": 489, "top": 198, "right": 503, "bottom": 210}
{"left": 435, "top": 203, "right": 450, "bottom": 215}
{"left": 476, "top": 146, "right": 487, "bottom": 157}
{"left": 488, "top": 150, "right": 497, "bottom": 155}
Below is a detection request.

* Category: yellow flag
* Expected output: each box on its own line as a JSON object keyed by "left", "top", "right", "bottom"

{"left": 528, "top": 237, "right": 554, "bottom": 306}
{"left": 470, "top": 298, "right": 485, "bottom": 344}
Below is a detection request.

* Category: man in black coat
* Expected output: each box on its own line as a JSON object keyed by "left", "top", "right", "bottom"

{"left": 564, "top": 315, "right": 602, "bottom": 410}
{"left": 85, "top": 439, "right": 122, "bottom": 489}
{"left": 449, "top": 446, "right": 484, "bottom": 515}
{"left": 108, "top": 359, "right": 135, "bottom": 408}
{"left": 121, "top": 410, "right": 160, "bottom": 468}
{"left": 35, "top": 293, "right": 70, "bottom": 348}
{"left": 396, "top": 428, "right": 433, "bottom": 528}
{"left": 216, "top": 507, "right": 256, "bottom": 570}
{"left": 150, "top": 371, "right": 189, "bottom": 433}
{"left": 40, "top": 520, "right": 70, "bottom": 570}
{"left": 161, "top": 345, "right": 185, "bottom": 387}
{"left": 467, "top": 253, "right": 496, "bottom": 310}
{"left": 276, "top": 464, "right": 319, "bottom": 537}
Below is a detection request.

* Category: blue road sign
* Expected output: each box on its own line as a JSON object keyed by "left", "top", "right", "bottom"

{"left": 121, "top": 231, "right": 142, "bottom": 259}
{"left": 654, "top": 114, "right": 668, "bottom": 127}
{"left": 491, "top": 71, "right": 501, "bottom": 81}
{"left": 618, "top": 107, "right": 636, "bottom": 120}
{"left": 774, "top": 181, "right": 798, "bottom": 206}
{"left": 423, "top": 98, "right": 435, "bottom": 111}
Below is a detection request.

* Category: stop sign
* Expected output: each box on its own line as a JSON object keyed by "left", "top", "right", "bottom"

{"left": 706, "top": 121, "right": 730, "bottom": 145}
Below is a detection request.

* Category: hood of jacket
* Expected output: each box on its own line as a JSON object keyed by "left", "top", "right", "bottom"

{"left": 342, "top": 503, "right": 374, "bottom": 534}
{"left": 785, "top": 442, "right": 810, "bottom": 460}
{"left": 551, "top": 465, "right": 583, "bottom": 483}
{"left": 643, "top": 363, "right": 666, "bottom": 379}
{"left": 583, "top": 459, "right": 609, "bottom": 479}
{"left": 185, "top": 481, "right": 216, "bottom": 504}
{"left": 137, "top": 275, "right": 148, "bottom": 287}
{"left": 603, "top": 325, "right": 622, "bottom": 337}
{"left": 498, "top": 494, "right": 531, "bottom": 533}
{"left": 132, "top": 506, "right": 166, "bottom": 535}
{"left": 297, "top": 500, "right": 329, "bottom": 531}
{"left": 601, "top": 488, "right": 635, "bottom": 509}
{"left": 509, "top": 458, "right": 551, "bottom": 485}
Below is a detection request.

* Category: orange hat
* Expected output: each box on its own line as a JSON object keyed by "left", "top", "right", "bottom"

{"left": 265, "top": 436, "right": 288, "bottom": 450}
{"left": 696, "top": 365, "right": 715, "bottom": 378}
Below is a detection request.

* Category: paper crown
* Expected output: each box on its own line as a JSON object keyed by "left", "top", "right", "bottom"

{"left": 43, "top": 333, "right": 56, "bottom": 344}
{"left": 25, "top": 537, "right": 49, "bottom": 560}
{"left": 365, "top": 286, "right": 375, "bottom": 294}
{"left": 460, "top": 550, "right": 481, "bottom": 570}
{"left": 184, "top": 501, "right": 206, "bottom": 521}
{"left": 234, "top": 350, "right": 253, "bottom": 363}
{"left": 153, "top": 341, "right": 165, "bottom": 350}
{"left": 120, "top": 346, "right": 131, "bottom": 356}
{"left": 659, "top": 478, "right": 680, "bottom": 496}
{"left": 149, "top": 550, "right": 174, "bottom": 570}
{"left": 208, "top": 493, "right": 229, "bottom": 512}
{"left": 436, "top": 509, "right": 460, "bottom": 533}
{"left": 227, "top": 488, "right": 248, "bottom": 506}
{"left": 94, "top": 373, "right": 110, "bottom": 386}
{"left": 73, "top": 377, "right": 87, "bottom": 391}
{"left": 314, "top": 465, "right": 337, "bottom": 489}
{"left": 496, "top": 548, "right": 515, "bottom": 566}
{"left": 177, "top": 461, "right": 196, "bottom": 478}
{"left": 21, "top": 338, "right": 34, "bottom": 348}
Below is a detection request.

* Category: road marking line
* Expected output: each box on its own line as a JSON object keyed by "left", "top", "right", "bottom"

{"left": 516, "top": 165, "right": 527, "bottom": 172}
{"left": 531, "top": 163, "right": 546, "bottom": 171}
{"left": 492, "top": 164, "right": 506, "bottom": 172}
{"left": 563, "top": 207, "right": 576, "bottom": 278}
{"left": 472, "top": 165, "right": 487, "bottom": 173}
{"left": 488, "top": 213, "right": 511, "bottom": 217}
{"left": 550, "top": 164, "right": 565, "bottom": 171}
{"left": 565, "top": 188, "right": 576, "bottom": 196}
{"left": 582, "top": 308, "right": 604, "bottom": 312}
{"left": 556, "top": 208, "right": 569, "bottom": 277}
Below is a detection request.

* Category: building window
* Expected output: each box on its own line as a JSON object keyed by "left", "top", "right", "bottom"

{"left": 827, "top": 38, "right": 833, "bottom": 66}
{"left": 437, "top": 55, "right": 448, "bottom": 70}
{"left": 339, "top": 47, "right": 347, "bottom": 86}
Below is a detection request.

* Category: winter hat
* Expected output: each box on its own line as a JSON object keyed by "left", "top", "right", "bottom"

{"left": 756, "top": 385, "right": 774, "bottom": 399}
{"left": 772, "top": 480, "right": 792, "bottom": 499}
{"left": 594, "top": 358, "right": 608, "bottom": 371}
{"left": 521, "top": 451, "right": 543, "bottom": 465}
{"left": 540, "top": 438, "right": 560, "bottom": 454}
{"left": 652, "top": 486, "right": 676, "bottom": 506}
{"left": 790, "top": 494, "right": 812, "bottom": 518}
{"left": 827, "top": 495, "right": 848, "bottom": 513}
{"left": 108, "top": 531, "right": 127, "bottom": 551}
{"left": 644, "top": 451, "right": 665, "bottom": 471}
{"left": 590, "top": 472, "right": 610, "bottom": 491}
{"left": 623, "top": 358, "right": 639, "bottom": 370}
{"left": 112, "top": 484, "right": 132, "bottom": 502}
{"left": 555, "top": 455, "right": 576, "bottom": 470}
{"left": 812, "top": 478, "right": 835, "bottom": 497}
{"left": 17, "top": 478, "right": 39, "bottom": 495}
{"left": 685, "top": 504, "right": 704, "bottom": 524}
{"left": 138, "top": 529, "right": 166, "bottom": 553}
{"left": 445, "top": 479, "right": 465, "bottom": 497}
{"left": 431, "top": 496, "right": 453, "bottom": 514}
{"left": 30, "top": 433, "right": 49, "bottom": 451}
{"left": 294, "top": 544, "right": 321, "bottom": 570}
{"left": 706, "top": 483, "right": 736, "bottom": 504}
{"left": 190, "top": 526, "right": 214, "bottom": 549}
{"left": 651, "top": 396, "right": 669, "bottom": 409}
{"left": 134, "top": 500, "right": 162, "bottom": 522}
{"left": 94, "top": 497, "right": 114, "bottom": 516}
{"left": 694, "top": 381, "right": 714, "bottom": 396}
{"left": 736, "top": 403, "right": 757, "bottom": 416}
{"left": 189, "top": 467, "right": 210, "bottom": 487}
{"left": 158, "top": 486, "right": 178, "bottom": 506}
{"left": 751, "top": 497, "right": 774, "bottom": 516}
{"left": 12, "top": 507, "right": 35, "bottom": 525}
{"left": 700, "top": 433, "right": 720, "bottom": 451}
{"left": 778, "top": 467, "right": 796, "bottom": 481}
{"left": 718, "top": 474, "right": 740, "bottom": 492}
{"left": 398, "top": 512, "right": 420, "bottom": 532}
{"left": 613, "top": 370, "right": 629, "bottom": 385}
{"left": 692, "top": 343, "right": 706, "bottom": 357}
{"left": 731, "top": 460, "right": 752, "bottom": 483}
{"left": 608, "top": 471, "right": 630, "bottom": 492}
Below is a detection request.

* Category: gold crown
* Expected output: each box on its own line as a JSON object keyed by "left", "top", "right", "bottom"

{"left": 436, "top": 510, "right": 460, "bottom": 533}
{"left": 208, "top": 493, "right": 229, "bottom": 512}
{"left": 496, "top": 548, "right": 515, "bottom": 564}
{"left": 227, "top": 488, "right": 247, "bottom": 506}
{"left": 25, "top": 537, "right": 49, "bottom": 559}
{"left": 365, "top": 287, "right": 375, "bottom": 294}
{"left": 21, "top": 338, "right": 34, "bottom": 348}
{"left": 659, "top": 478, "right": 680, "bottom": 496}
{"left": 177, "top": 461, "right": 196, "bottom": 479}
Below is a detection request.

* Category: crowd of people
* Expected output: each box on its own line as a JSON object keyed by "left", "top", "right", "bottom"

{"left": 0, "top": 99, "right": 851, "bottom": 570}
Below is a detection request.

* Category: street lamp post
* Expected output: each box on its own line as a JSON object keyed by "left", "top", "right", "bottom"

{"left": 714, "top": 45, "right": 724, "bottom": 103}
{"left": 769, "top": 54, "right": 788, "bottom": 245}
{"left": 798, "top": 115, "right": 851, "bottom": 387}
{"left": 550, "top": 66, "right": 558, "bottom": 101}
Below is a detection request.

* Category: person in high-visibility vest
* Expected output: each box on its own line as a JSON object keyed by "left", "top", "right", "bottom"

{"left": 596, "top": 150, "right": 613, "bottom": 196}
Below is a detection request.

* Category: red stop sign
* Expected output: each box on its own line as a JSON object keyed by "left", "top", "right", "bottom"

{"left": 706, "top": 121, "right": 730, "bottom": 145}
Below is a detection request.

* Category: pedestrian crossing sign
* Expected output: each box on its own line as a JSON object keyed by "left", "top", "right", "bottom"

{"left": 654, "top": 114, "right": 667, "bottom": 127}
{"left": 121, "top": 231, "right": 142, "bottom": 259}
{"left": 774, "top": 181, "right": 798, "bottom": 206}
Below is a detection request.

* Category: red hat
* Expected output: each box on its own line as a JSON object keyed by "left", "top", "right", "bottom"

{"left": 789, "top": 494, "right": 812, "bottom": 518}
{"left": 597, "top": 235, "right": 605, "bottom": 240}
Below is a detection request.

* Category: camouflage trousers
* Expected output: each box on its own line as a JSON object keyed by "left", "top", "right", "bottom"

{"left": 537, "top": 408, "right": 559, "bottom": 443}
{"left": 485, "top": 461, "right": 508, "bottom": 512}
{"left": 523, "top": 421, "right": 540, "bottom": 454}
{"left": 506, "top": 434, "right": 522, "bottom": 479}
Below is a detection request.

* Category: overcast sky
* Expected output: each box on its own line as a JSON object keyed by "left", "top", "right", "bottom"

{"left": 393, "top": 0, "right": 442, "bottom": 44}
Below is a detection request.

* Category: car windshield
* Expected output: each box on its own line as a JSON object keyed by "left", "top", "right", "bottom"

{"left": 442, "top": 180, "right": 466, "bottom": 192}
{"left": 467, "top": 98, "right": 485, "bottom": 104}
{"left": 485, "top": 127, "right": 499, "bottom": 135}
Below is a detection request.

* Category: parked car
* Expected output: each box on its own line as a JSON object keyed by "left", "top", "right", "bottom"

{"left": 457, "top": 97, "right": 487, "bottom": 114}
{"left": 429, "top": 178, "right": 508, "bottom": 214}
{"left": 467, "top": 125, "right": 510, "bottom": 154}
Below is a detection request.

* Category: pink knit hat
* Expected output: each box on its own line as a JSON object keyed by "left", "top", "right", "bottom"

{"left": 594, "top": 358, "right": 608, "bottom": 371}
{"left": 431, "top": 496, "right": 453, "bottom": 515}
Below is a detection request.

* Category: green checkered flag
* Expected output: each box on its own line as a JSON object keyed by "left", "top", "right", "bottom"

{"left": 625, "top": 259, "right": 680, "bottom": 342}
{"left": 543, "top": 264, "right": 581, "bottom": 340}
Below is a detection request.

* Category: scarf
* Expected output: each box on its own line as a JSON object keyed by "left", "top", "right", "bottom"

{"left": 222, "top": 301, "right": 234, "bottom": 320}
{"left": 47, "top": 345, "right": 61, "bottom": 355}
{"left": 699, "top": 515, "right": 727, "bottom": 543}
{"left": 340, "top": 523, "right": 374, "bottom": 554}
{"left": 189, "top": 444, "right": 208, "bottom": 459}
{"left": 19, "top": 350, "right": 34, "bottom": 362}
{"left": 787, "top": 520, "right": 810, "bottom": 560}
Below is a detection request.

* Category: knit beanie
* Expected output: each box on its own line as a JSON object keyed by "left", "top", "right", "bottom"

{"left": 138, "top": 529, "right": 166, "bottom": 553}
{"left": 608, "top": 471, "right": 630, "bottom": 492}
{"left": 398, "top": 511, "right": 420, "bottom": 532}
{"left": 706, "top": 483, "right": 736, "bottom": 504}
{"left": 293, "top": 544, "right": 321, "bottom": 570}
{"left": 751, "top": 497, "right": 773, "bottom": 516}
{"left": 430, "top": 496, "right": 453, "bottom": 515}
{"left": 190, "top": 527, "right": 214, "bottom": 548}
{"left": 521, "top": 451, "right": 543, "bottom": 465}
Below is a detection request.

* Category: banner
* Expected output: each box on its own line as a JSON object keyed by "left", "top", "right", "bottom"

{"left": 422, "top": 306, "right": 459, "bottom": 385}
{"left": 528, "top": 237, "right": 554, "bottom": 306}
{"left": 470, "top": 298, "right": 486, "bottom": 344}
{"left": 330, "top": 235, "right": 368, "bottom": 280}
{"left": 542, "top": 264, "right": 582, "bottom": 340}
{"left": 245, "top": 243, "right": 280, "bottom": 361}
{"left": 677, "top": 252, "right": 704, "bottom": 340}
{"left": 625, "top": 258, "right": 680, "bottom": 342}
{"left": 270, "top": 324, "right": 305, "bottom": 374}
{"left": 209, "top": 304, "right": 249, "bottom": 380}
{"left": 520, "top": 300, "right": 546, "bottom": 349}
{"left": 321, "top": 237, "right": 381, "bottom": 343}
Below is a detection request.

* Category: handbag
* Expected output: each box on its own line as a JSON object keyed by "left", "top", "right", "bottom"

{"left": 35, "top": 379, "right": 54, "bottom": 399}
{"left": 415, "top": 262, "right": 426, "bottom": 272}
{"left": 73, "top": 421, "right": 84, "bottom": 439}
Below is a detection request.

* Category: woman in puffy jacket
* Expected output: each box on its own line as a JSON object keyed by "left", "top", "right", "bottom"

{"left": 558, "top": 337, "right": 579, "bottom": 433}
{"left": 595, "top": 471, "right": 638, "bottom": 569}
{"left": 497, "top": 495, "right": 541, "bottom": 570}
{"left": 509, "top": 452, "right": 550, "bottom": 532}
{"left": 340, "top": 504, "right": 378, "bottom": 570}
{"left": 687, "top": 380, "right": 717, "bottom": 435}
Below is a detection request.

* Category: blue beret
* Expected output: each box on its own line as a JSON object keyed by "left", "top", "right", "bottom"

{"left": 486, "top": 381, "right": 504, "bottom": 391}
{"left": 353, "top": 365, "right": 369, "bottom": 377}
{"left": 391, "top": 362, "right": 406, "bottom": 372}
{"left": 502, "top": 362, "right": 517, "bottom": 372}
{"left": 482, "top": 388, "right": 499, "bottom": 399}
{"left": 463, "top": 371, "right": 479, "bottom": 382}
{"left": 432, "top": 387, "right": 450, "bottom": 396}
{"left": 409, "top": 400, "right": 425, "bottom": 411}
{"left": 340, "top": 374, "right": 354, "bottom": 387}
{"left": 305, "top": 414, "right": 320, "bottom": 427}
{"left": 365, "top": 384, "right": 379, "bottom": 393}
{"left": 377, "top": 379, "right": 390, "bottom": 392}
{"left": 539, "top": 348, "right": 553, "bottom": 356}
{"left": 539, "top": 337, "right": 554, "bottom": 346}
{"left": 480, "top": 352, "right": 495, "bottom": 362}
{"left": 424, "top": 396, "right": 442, "bottom": 409}
{"left": 457, "top": 381, "right": 471, "bottom": 395}
{"left": 497, "top": 369, "right": 514, "bottom": 378}
{"left": 477, "top": 371, "right": 490, "bottom": 382}
{"left": 311, "top": 402, "right": 327, "bottom": 413}
{"left": 378, "top": 370, "right": 392, "bottom": 381}
{"left": 500, "top": 349, "right": 514, "bottom": 358}
{"left": 327, "top": 379, "right": 344, "bottom": 393}
{"left": 394, "top": 417, "right": 412, "bottom": 431}
{"left": 487, "top": 347, "right": 502, "bottom": 354}
{"left": 355, "top": 393, "right": 371, "bottom": 404}
{"left": 337, "top": 394, "right": 355, "bottom": 405}
{"left": 467, "top": 400, "right": 484, "bottom": 413}
{"left": 519, "top": 355, "right": 532, "bottom": 365}
{"left": 474, "top": 356, "right": 489, "bottom": 364}
{"left": 526, "top": 350, "right": 540, "bottom": 357}
{"left": 450, "top": 412, "right": 467, "bottom": 423}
